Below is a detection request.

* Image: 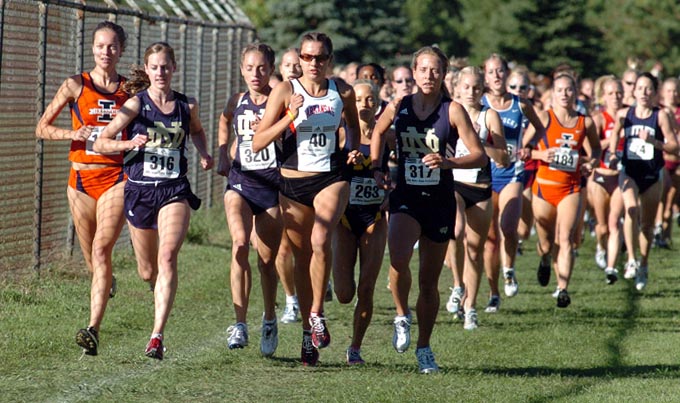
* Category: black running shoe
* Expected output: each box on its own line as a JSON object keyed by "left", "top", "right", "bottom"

{"left": 109, "top": 275, "right": 117, "bottom": 298}
{"left": 537, "top": 259, "right": 551, "bottom": 287}
{"left": 76, "top": 327, "right": 99, "bottom": 356}
{"left": 556, "top": 289, "right": 571, "bottom": 308}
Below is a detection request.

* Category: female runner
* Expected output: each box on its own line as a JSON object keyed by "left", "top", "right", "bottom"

{"left": 94, "top": 42, "right": 213, "bottom": 359}
{"left": 36, "top": 21, "right": 129, "bottom": 356}
{"left": 371, "top": 46, "right": 486, "bottom": 373}
{"left": 252, "top": 32, "right": 362, "bottom": 366}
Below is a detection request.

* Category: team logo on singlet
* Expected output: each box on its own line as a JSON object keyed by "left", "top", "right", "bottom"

{"left": 91, "top": 99, "right": 118, "bottom": 123}
{"left": 400, "top": 126, "right": 440, "bottom": 156}
{"left": 556, "top": 133, "right": 576, "bottom": 148}
{"left": 305, "top": 104, "right": 336, "bottom": 117}
{"left": 146, "top": 121, "right": 186, "bottom": 148}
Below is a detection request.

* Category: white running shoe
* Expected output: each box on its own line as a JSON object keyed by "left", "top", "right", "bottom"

{"left": 484, "top": 295, "right": 501, "bottom": 313}
{"left": 445, "top": 286, "right": 465, "bottom": 314}
{"left": 260, "top": 317, "right": 278, "bottom": 357}
{"left": 227, "top": 322, "right": 248, "bottom": 349}
{"left": 551, "top": 286, "right": 560, "bottom": 298}
{"left": 605, "top": 267, "right": 618, "bottom": 285}
{"left": 464, "top": 309, "right": 478, "bottom": 330}
{"left": 503, "top": 268, "right": 519, "bottom": 297}
{"left": 635, "top": 266, "right": 648, "bottom": 291}
{"left": 595, "top": 248, "right": 607, "bottom": 270}
{"left": 392, "top": 314, "right": 411, "bottom": 353}
{"left": 415, "top": 346, "right": 439, "bottom": 374}
{"left": 280, "top": 302, "right": 299, "bottom": 323}
{"left": 623, "top": 260, "right": 638, "bottom": 280}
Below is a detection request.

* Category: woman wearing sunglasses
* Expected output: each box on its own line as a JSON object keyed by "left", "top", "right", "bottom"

{"left": 253, "top": 32, "right": 362, "bottom": 367}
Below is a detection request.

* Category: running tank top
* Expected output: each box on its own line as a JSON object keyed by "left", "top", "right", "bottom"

{"left": 536, "top": 109, "right": 586, "bottom": 185}
{"left": 453, "top": 108, "right": 492, "bottom": 184}
{"left": 347, "top": 143, "right": 387, "bottom": 208}
{"left": 230, "top": 92, "right": 280, "bottom": 186}
{"left": 481, "top": 94, "right": 525, "bottom": 178}
{"left": 124, "top": 90, "right": 191, "bottom": 182}
{"left": 622, "top": 107, "right": 664, "bottom": 175}
{"left": 281, "top": 79, "right": 343, "bottom": 172}
{"left": 69, "top": 72, "right": 128, "bottom": 164}
{"left": 393, "top": 95, "right": 456, "bottom": 192}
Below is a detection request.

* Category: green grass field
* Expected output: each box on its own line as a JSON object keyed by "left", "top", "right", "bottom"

{"left": 3, "top": 207, "right": 680, "bottom": 403}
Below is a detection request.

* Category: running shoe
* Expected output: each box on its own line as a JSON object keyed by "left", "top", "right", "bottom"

{"left": 325, "top": 282, "right": 333, "bottom": 302}
{"left": 301, "top": 331, "right": 318, "bottom": 366}
{"left": 595, "top": 248, "right": 607, "bottom": 270}
{"left": 537, "top": 258, "right": 551, "bottom": 287}
{"left": 605, "top": 267, "right": 618, "bottom": 285}
{"left": 445, "top": 286, "right": 464, "bottom": 314}
{"left": 346, "top": 346, "right": 365, "bottom": 365}
{"left": 227, "top": 323, "right": 249, "bottom": 349}
{"left": 464, "top": 309, "right": 478, "bottom": 330}
{"left": 109, "top": 275, "right": 117, "bottom": 299}
{"left": 76, "top": 326, "right": 99, "bottom": 356}
{"left": 415, "top": 346, "right": 439, "bottom": 374}
{"left": 484, "top": 295, "right": 501, "bottom": 313}
{"left": 635, "top": 265, "right": 648, "bottom": 291}
{"left": 623, "top": 260, "right": 638, "bottom": 280}
{"left": 551, "top": 286, "right": 560, "bottom": 298}
{"left": 309, "top": 312, "right": 331, "bottom": 349}
{"left": 144, "top": 335, "right": 164, "bottom": 360}
{"left": 503, "top": 268, "right": 519, "bottom": 297}
{"left": 260, "top": 317, "right": 278, "bottom": 357}
{"left": 516, "top": 240, "right": 524, "bottom": 256}
{"left": 556, "top": 289, "right": 571, "bottom": 308}
{"left": 280, "top": 301, "right": 299, "bottom": 324}
{"left": 392, "top": 314, "right": 411, "bottom": 353}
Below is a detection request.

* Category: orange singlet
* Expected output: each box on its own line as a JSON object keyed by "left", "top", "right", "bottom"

{"left": 69, "top": 72, "right": 128, "bottom": 165}
{"left": 532, "top": 109, "right": 586, "bottom": 207}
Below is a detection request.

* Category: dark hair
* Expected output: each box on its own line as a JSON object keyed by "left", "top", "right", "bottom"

{"left": 300, "top": 32, "right": 333, "bottom": 55}
{"left": 241, "top": 42, "right": 275, "bottom": 69}
{"left": 124, "top": 42, "right": 176, "bottom": 95}
{"left": 636, "top": 72, "right": 659, "bottom": 93}
{"left": 93, "top": 21, "right": 127, "bottom": 52}
{"left": 412, "top": 46, "right": 450, "bottom": 97}
{"left": 356, "top": 63, "right": 385, "bottom": 86}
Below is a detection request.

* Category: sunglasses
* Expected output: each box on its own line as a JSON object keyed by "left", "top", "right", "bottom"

{"left": 509, "top": 84, "right": 528, "bottom": 91}
{"left": 299, "top": 53, "right": 331, "bottom": 63}
{"left": 394, "top": 79, "right": 414, "bottom": 84}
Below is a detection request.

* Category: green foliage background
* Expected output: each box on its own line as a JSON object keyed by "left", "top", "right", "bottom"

{"left": 236, "top": 0, "right": 680, "bottom": 78}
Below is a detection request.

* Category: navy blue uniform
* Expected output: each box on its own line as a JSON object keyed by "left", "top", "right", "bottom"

{"left": 622, "top": 107, "right": 664, "bottom": 194}
{"left": 390, "top": 95, "right": 458, "bottom": 242}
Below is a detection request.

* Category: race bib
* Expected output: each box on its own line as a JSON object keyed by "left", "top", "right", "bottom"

{"left": 549, "top": 148, "right": 578, "bottom": 172}
{"left": 506, "top": 140, "right": 518, "bottom": 163}
{"left": 143, "top": 148, "right": 180, "bottom": 178}
{"left": 239, "top": 140, "right": 276, "bottom": 171}
{"left": 85, "top": 126, "right": 122, "bottom": 155}
{"left": 349, "top": 177, "right": 384, "bottom": 205}
{"left": 297, "top": 125, "right": 336, "bottom": 172}
{"left": 627, "top": 137, "right": 654, "bottom": 161}
{"left": 405, "top": 157, "right": 440, "bottom": 185}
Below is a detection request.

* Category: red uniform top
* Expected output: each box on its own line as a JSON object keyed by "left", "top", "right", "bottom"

{"left": 536, "top": 109, "right": 586, "bottom": 185}
{"left": 69, "top": 72, "right": 128, "bottom": 164}
{"left": 600, "top": 110, "right": 623, "bottom": 169}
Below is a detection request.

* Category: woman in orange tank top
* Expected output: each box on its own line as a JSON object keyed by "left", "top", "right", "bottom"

{"left": 36, "top": 22, "right": 132, "bottom": 357}
{"left": 530, "top": 74, "right": 601, "bottom": 308}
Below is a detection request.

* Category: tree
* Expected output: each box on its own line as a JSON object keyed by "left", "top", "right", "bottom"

{"left": 402, "top": 0, "right": 468, "bottom": 60}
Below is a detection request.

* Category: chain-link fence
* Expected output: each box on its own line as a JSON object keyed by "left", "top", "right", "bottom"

{"left": 1, "top": 0, "right": 255, "bottom": 272}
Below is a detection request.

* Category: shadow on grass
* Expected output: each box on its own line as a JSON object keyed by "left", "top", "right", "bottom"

{"left": 479, "top": 364, "right": 680, "bottom": 378}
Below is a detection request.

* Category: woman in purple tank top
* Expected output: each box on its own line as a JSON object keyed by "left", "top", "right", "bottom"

{"left": 94, "top": 42, "right": 213, "bottom": 360}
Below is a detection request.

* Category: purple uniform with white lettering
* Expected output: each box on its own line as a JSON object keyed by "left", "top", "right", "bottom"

{"left": 227, "top": 92, "right": 281, "bottom": 214}
{"left": 123, "top": 90, "right": 200, "bottom": 229}
{"left": 621, "top": 107, "right": 664, "bottom": 193}
{"left": 389, "top": 95, "right": 457, "bottom": 242}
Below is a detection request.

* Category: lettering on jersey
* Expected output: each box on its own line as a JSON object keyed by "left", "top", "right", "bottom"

{"left": 501, "top": 116, "right": 519, "bottom": 130}
{"left": 630, "top": 124, "right": 656, "bottom": 138}
{"left": 400, "top": 126, "right": 440, "bottom": 157}
{"left": 305, "top": 104, "right": 336, "bottom": 117}
{"left": 92, "top": 99, "right": 117, "bottom": 122}
{"left": 146, "top": 121, "right": 186, "bottom": 148}
{"left": 235, "top": 109, "right": 264, "bottom": 141}
{"left": 556, "top": 133, "right": 577, "bottom": 148}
